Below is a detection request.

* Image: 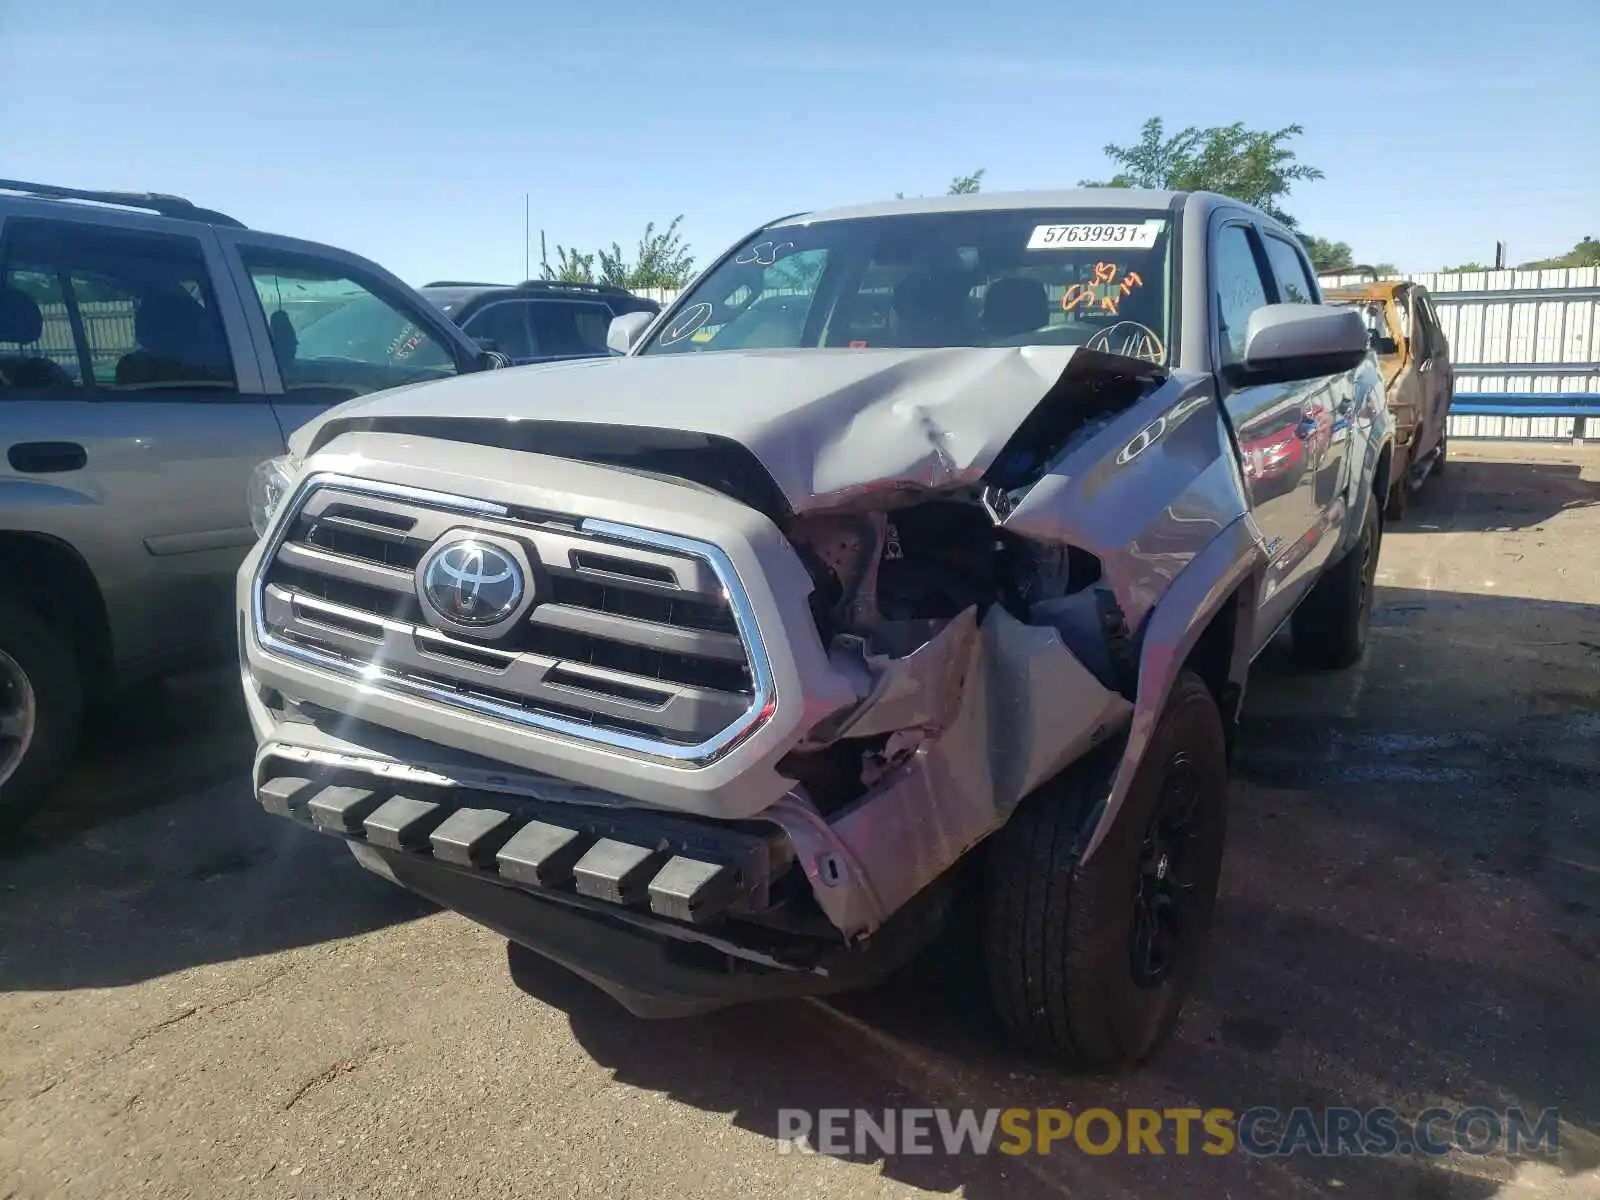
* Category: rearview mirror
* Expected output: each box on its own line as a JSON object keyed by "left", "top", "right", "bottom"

{"left": 1229, "top": 304, "right": 1368, "bottom": 385}
{"left": 607, "top": 310, "right": 653, "bottom": 355}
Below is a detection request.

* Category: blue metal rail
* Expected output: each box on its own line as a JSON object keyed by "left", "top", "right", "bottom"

{"left": 1445, "top": 391, "right": 1600, "bottom": 442}
{"left": 1449, "top": 392, "right": 1600, "bottom": 417}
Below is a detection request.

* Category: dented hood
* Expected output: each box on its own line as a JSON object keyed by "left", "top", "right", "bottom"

{"left": 300, "top": 346, "right": 1091, "bottom": 512}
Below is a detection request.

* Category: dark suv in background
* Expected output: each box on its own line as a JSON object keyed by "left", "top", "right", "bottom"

{"left": 421, "top": 280, "right": 661, "bottom": 365}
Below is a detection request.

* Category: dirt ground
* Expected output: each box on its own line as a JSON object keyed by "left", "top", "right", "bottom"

{"left": 2, "top": 441, "right": 1597, "bottom": 1200}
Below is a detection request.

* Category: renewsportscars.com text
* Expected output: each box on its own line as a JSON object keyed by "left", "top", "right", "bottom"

{"left": 776, "top": 1106, "right": 1561, "bottom": 1159}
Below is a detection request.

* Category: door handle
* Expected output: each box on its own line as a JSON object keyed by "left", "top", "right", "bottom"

{"left": 7, "top": 441, "right": 87, "bottom": 473}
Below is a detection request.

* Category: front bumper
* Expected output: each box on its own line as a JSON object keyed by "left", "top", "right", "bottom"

{"left": 256, "top": 762, "right": 941, "bottom": 1016}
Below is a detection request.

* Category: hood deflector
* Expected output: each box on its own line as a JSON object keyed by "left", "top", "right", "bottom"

{"left": 310, "top": 416, "right": 796, "bottom": 526}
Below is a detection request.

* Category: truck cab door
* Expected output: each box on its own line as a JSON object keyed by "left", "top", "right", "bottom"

{"left": 1210, "top": 220, "right": 1332, "bottom": 647}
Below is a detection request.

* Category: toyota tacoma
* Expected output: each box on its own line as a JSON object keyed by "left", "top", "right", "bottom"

{"left": 237, "top": 189, "right": 1392, "bottom": 1068}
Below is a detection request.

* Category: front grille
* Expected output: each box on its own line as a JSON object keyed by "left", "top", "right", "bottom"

{"left": 252, "top": 475, "right": 772, "bottom": 763}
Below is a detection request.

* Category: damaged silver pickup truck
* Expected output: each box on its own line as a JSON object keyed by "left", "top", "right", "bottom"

{"left": 237, "top": 189, "right": 1392, "bottom": 1069}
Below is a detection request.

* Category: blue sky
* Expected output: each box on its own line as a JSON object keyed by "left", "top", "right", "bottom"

{"left": 4, "top": 0, "right": 1596, "bottom": 286}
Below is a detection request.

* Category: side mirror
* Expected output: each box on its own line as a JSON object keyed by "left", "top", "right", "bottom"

{"left": 607, "top": 310, "right": 653, "bottom": 355}
{"left": 474, "top": 349, "right": 512, "bottom": 371}
{"left": 1370, "top": 332, "right": 1400, "bottom": 356}
{"left": 1229, "top": 304, "right": 1368, "bottom": 386}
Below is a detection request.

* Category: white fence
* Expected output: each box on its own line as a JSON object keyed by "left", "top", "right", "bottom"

{"left": 633, "top": 286, "right": 683, "bottom": 308}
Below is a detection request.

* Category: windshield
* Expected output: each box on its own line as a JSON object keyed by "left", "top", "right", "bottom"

{"left": 639, "top": 208, "right": 1175, "bottom": 365}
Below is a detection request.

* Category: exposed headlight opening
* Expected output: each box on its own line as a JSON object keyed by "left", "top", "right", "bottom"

{"left": 247, "top": 455, "right": 299, "bottom": 539}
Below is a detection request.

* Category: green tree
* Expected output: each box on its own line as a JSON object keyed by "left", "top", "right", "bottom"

{"left": 1518, "top": 235, "right": 1599, "bottom": 270}
{"left": 548, "top": 245, "right": 597, "bottom": 284}
{"left": 549, "top": 217, "right": 697, "bottom": 290}
{"left": 1301, "top": 235, "right": 1354, "bottom": 273}
{"left": 1438, "top": 262, "right": 1490, "bottom": 273}
{"left": 948, "top": 169, "right": 985, "bottom": 195}
{"left": 1298, "top": 240, "right": 1402, "bottom": 278}
{"left": 596, "top": 216, "right": 696, "bottom": 290}
{"left": 1080, "top": 117, "right": 1324, "bottom": 228}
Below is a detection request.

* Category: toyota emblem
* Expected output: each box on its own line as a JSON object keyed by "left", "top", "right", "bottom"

{"left": 419, "top": 537, "right": 526, "bottom": 627}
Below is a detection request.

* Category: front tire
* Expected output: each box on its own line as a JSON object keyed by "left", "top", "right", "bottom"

{"left": 1290, "top": 497, "right": 1382, "bottom": 671}
{"left": 0, "top": 596, "right": 83, "bottom": 834}
{"left": 983, "top": 670, "right": 1229, "bottom": 1070}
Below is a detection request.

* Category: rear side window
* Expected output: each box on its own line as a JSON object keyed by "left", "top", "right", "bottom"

{"left": 1262, "top": 235, "right": 1319, "bottom": 304}
{"left": 1213, "top": 225, "right": 1272, "bottom": 366}
{"left": 1, "top": 219, "right": 235, "bottom": 396}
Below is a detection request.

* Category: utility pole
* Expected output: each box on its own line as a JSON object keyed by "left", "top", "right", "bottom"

{"left": 524, "top": 193, "right": 531, "bottom": 280}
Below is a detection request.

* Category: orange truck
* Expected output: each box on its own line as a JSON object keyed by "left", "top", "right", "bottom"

{"left": 1321, "top": 277, "right": 1453, "bottom": 519}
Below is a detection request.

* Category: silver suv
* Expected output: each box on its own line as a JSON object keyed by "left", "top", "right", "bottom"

{"left": 0, "top": 179, "right": 499, "bottom": 828}
{"left": 239, "top": 190, "right": 1393, "bottom": 1068}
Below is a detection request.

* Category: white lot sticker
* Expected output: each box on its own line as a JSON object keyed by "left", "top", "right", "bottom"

{"left": 1027, "top": 219, "right": 1166, "bottom": 250}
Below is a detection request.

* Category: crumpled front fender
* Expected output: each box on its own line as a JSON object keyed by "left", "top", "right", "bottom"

{"left": 1077, "top": 514, "right": 1266, "bottom": 863}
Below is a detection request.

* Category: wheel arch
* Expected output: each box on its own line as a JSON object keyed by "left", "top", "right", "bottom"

{"left": 1075, "top": 518, "right": 1264, "bottom": 864}
{"left": 0, "top": 531, "right": 114, "bottom": 688}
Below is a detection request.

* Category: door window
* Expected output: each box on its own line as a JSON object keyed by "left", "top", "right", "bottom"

{"left": 1, "top": 220, "right": 234, "bottom": 396}
{"left": 241, "top": 250, "right": 460, "bottom": 397}
{"left": 1412, "top": 297, "right": 1433, "bottom": 358}
{"left": 1262, "top": 235, "right": 1319, "bottom": 304}
{"left": 1416, "top": 293, "right": 1446, "bottom": 359}
{"left": 1213, "top": 225, "right": 1272, "bottom": 367}
{"left": 461, "top": 302, "right": 534, "bottom": 359}
{"left": 1392, "top": 291, "right": 1413, "bottom": 339}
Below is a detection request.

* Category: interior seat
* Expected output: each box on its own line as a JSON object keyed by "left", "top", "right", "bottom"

{"left": 114, "top": 290, "right": 232, "bottom": 387}
{"left": 981, "top": 276, "right": 1049, "bottom": 340}
{"left": 0, "top": 286, "right": 74, "bottom": 391}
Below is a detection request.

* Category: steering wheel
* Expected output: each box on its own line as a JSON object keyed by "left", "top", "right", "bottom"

{"left": 1086, "top": 321, "right": 1166, "bottom": 365}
